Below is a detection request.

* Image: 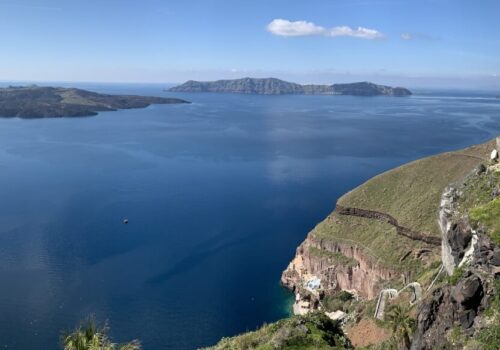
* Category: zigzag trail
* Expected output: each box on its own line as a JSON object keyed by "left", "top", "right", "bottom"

{"left": 335, "top": 205, "right": 441, "bottom": 245}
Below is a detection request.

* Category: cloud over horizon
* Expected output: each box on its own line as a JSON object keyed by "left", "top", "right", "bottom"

{"left": 267, "top": 19, "right": 384, "bottom": 40}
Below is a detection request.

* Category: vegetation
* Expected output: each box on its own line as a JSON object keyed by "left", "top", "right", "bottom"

{"left": 457, "top": 167, "right": 500, "bottom": 244}
{"left": 457, "top": 169, "right": 499, "bottom": 210}
{"left": 338, "top": 143, "right": 490, "bottom": 235}
{"left": 475, "top": 279, "right": 500, "bottom": 349}
{"left": 313, "top": 214, "right": 434, "bottom": 275}
{"left": 476, "top": 323, "right": 500, "bottom": 350}
{"left": 357, "top": 337, "right": 398, "bottom": 350}
{"left": 312, "top": 141, "right": 492, "bottom": 282}
{"left": 61, "top": 318, "right": 141, "bottom": 350}
{"left": 308, "top": 246, "right": 358, "bottom": 267}
{"left": 448, "top": 265, "right": 465, "bottom": 285}
{"left": 322, "top": 291, "right": 355, "bottom": 313}
{"left": 485, "top": 279, "right": 500, "bottom": 318}
{"left": 203, "top": 312, "right": 352, "bottom": 350}
{"left": 385, "top": 305, "right": 415, "bottom": 350}
{"left": 469, "top": 198, "right": 500, "bottom": 244}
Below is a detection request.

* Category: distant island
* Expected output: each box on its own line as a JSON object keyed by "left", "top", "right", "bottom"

{"left": 0, "top": 86, "right": 189, "bottom": 118}
{"left": 169, "top": 77, "right": 412, "bottom": 96}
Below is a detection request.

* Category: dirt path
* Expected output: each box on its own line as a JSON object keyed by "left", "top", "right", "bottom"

{"left": 336, "top": 205, "right": 441, "bottom": 245}
{"left": 346, "top": 319, "right": 390, "bottom": 348}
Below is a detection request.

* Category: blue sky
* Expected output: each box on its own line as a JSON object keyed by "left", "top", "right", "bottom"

{"left": 0, "top": 0, "right": 499, "bottom": 88}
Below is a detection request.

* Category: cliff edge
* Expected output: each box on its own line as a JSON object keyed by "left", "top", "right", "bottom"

{"left": 204, "top": 138, "right": 498, "bottom": 349}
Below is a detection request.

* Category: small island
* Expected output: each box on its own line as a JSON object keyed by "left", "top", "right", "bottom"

{"left": 0, "top": 86, "right": 189, "bottom": 118}
{"left": 169, "top": 77, "right": 412, "bottom": 96}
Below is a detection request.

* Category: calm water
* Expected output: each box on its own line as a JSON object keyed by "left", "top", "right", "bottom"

{"left": 0, "top": 83, "right": 499, "bottom": 349}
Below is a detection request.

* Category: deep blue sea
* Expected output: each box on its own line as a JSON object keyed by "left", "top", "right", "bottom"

{"left": 0, "top": 83, "right": 499, "bottom": 349}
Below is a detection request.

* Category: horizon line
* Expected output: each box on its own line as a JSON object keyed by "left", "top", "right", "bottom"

{"left": 1, "top": 78, "right": 499, "bottom": 92}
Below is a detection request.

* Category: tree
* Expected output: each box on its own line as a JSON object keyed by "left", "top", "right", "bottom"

{"left": 386, "top": 305, "right": 415, "bottom": 350}
{"left": 61, "top": 317, "right": 141, "bottom": 350}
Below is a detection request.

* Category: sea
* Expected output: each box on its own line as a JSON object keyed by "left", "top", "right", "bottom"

{"left": 0, "top": 82, "right": 499, "bottom": 349}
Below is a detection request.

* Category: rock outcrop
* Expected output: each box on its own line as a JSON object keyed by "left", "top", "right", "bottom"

{"left": 412, "top": 156, "right": 500, "bottom": 350}
{"left": 411, "top": 234, "right": 498, "bottom": 350}
{"left": 439, "top": 186, "right": 475, "bottom": 275}
{"left": 169, "top": 78, "right": 412, "bottom": 96}
{"left": 281, "top": 232, "right": 397, "bottom": 300}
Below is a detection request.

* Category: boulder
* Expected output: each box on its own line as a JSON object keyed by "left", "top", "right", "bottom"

{"left": 447, "top": 220, "right": 473, "bottom": 262}
{"left": 412, "top": 274, "right": 486, "bottom": 349}
{"left": 491, "top": 249, "right": 500, "bottom": 266}
{"left": 451, "top": 274, "right": 483, "bottom": 309}
{"left": 411, "top": 287, "right": 456, "bottom": 350}
{"left": 459, "top": 309, "right": 476, "bottom": 329}
{"left": 491, "top": 149, "right": 499, "bottom": 161}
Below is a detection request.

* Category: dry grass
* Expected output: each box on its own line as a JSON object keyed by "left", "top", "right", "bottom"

{"left": 338, "top": 141, "right": 493, "bottom": 236}
{"left": 313, "top": 214, "right": 436, "bottom": 274}
{"left": 312, "top": 140, "right": 494, "bottom": 277}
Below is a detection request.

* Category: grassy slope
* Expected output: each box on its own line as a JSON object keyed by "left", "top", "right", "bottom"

{"left": 470, "top": 198, "right": 500, "bottom": 244}
{"left": 313, "top": 215, "right": 430, "bottom": 274}
{"left": 313, "top": 141, "right": 493, "bottom": 276}
{"left": 458, "top": 165, "right": 500, "bottom": 244}
{"left": 338, "top": 142, "right": 492, "bottom": 235}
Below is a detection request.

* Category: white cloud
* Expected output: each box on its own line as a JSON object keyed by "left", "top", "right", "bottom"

{"left": 267, "top": 19, "right": 384, "bottom": 40}
{"left": 266, "top": 19, "right": 325, "bottom": 37}
{"left": 329, "top": 26, "right": 384, "bottom": 39}
{"left": 400, "top": 33, "right": 412, "bottom": 40}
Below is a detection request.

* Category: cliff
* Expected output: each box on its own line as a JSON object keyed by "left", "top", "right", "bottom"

{"left": 0, "top": 86, "right": 189, "bottom": 118}
{"left": 204, "top": 139, "right": 498, "bottom": 349}
{"left": 168, "top": 78, "right": 412, "bottom": 96}
{"left": 411, "top": 145, "right": 500, "bottom": 349}
{"left": 281, "top": 141, "right": 491, "bottom": 306}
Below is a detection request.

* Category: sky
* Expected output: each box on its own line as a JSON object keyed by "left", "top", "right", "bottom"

{"left": 0, "top": 0, "right": 499, "bottom": 88}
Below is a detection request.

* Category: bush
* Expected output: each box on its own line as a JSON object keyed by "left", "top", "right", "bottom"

{"left": 448, "top": 266, "right": 465, "bottom": 286}
{"left": 337, "top": 291, "right": 354, "bottom": 302}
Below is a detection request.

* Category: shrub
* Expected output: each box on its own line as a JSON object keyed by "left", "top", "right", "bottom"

{"left": 448, "top": 266, "right": 465, "bottom": 286}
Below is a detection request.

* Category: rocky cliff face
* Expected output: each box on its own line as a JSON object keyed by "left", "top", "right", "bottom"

{"left": 439, "top": 186, "right": 475, "bottom": 275}
{"left": 411, "top": 232, "right": 498, "bottom": 350}
{"left": 412, "top": 159, "right": 500, "bottom": 350}
{"left": 280, "top": 140, "right": 494, "bottom": 328}
{"left": 169, "top": 78, "right": 412, "bottom": 96}
{"left": 281, "top": 227, "right": 398, "bottom": 301}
